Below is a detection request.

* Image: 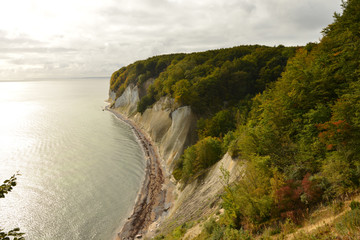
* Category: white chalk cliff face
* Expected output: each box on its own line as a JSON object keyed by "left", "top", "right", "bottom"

{"left": 114, "top": 84, "right": 140, "bottom": 116}
{"left": 168, "top": 153, "right": 240, "bottom": 231}
{"left": 111, "top": 84, "right": 197, "bottom": 170}
{"left": 110, "top": 83, "right": 240, "bottom": 238}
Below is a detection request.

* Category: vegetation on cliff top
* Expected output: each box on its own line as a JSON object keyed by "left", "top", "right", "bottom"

{"left": 110, "top": 45, "right": 296, "bottom": 114}
{"left": 111, "top": 0, "right": 360, "bottom": 238}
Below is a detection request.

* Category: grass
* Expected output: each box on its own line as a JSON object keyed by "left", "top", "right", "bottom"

{"left": 288, "top": 198, "right": 360, "bottom": 240}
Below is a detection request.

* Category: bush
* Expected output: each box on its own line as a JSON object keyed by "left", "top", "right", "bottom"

{"left": 223, "top": 227, "right": 252, "bottom": 240}
{"left": 137, "top": 95, "right": 156, "bottom": 114}
{"left": 204, "top": 218, "right": 218, "bottom": 235}
{"left": 176, "top": 137, "right": 223, "bottom": 183}
{"left": 221, "top": 159, "right": 273, "bottom": 228}
{"left": 350, "top": 201, "right": 360, "bottom": 210}
{"left": 197, "top": 110, "right": 236, "bottom": 139}
{"left": 153, "top": 234, "right": 165, "bottom": 240}
{"left": 222, "top": 131, "right": 236, "bottom": 153}
{"left": 275, "top": 173, "right": 322, "bottom": 223}
{"left": 321, "top": 153, "right": 356, "bottom": 197}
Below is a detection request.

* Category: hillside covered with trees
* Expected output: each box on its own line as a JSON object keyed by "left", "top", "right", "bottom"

{"left": 110, "top": 0, "right": 360, "bottom": 238}
{"left": 110, "top": 45, "right": 297, "bottom": 115}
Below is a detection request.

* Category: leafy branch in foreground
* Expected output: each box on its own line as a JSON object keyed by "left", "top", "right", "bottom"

{"left": 0, "top": 174, "right": 18, "bottom": 198}
{"left": 0, "top": 173, "right": 25, "bottom": 240}
{"left": 0, "top": 228, "right": 25, "bottom": 240}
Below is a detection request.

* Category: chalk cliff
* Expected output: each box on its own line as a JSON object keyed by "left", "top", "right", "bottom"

{"left": 109, "top": 83, "right": 239, "bottom": 238}
{"left": 110, "top": 84, "right": 197, "bottom": 171}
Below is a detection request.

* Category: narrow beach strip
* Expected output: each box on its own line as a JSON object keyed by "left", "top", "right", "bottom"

{"left": 106, "top": 107, "right": 166, "bottom": 240}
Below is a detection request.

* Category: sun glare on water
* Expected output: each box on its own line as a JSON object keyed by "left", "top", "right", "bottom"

{"left": 0, "top": 82, "right": 41, "bottom": 154}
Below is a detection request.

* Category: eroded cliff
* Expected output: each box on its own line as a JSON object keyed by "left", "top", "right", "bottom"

{"left": 110, "top": 84, "right": 197, "bottom": 171}
{"left": 109, "top": 83, "right": 240, "bottom": 238}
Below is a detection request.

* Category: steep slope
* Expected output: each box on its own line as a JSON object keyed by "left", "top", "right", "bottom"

{"left": 187, "top": 1, "right": 360, "bottom": 239}
{"left": 108, "top": 44, "right": 297, "bottom": 238}
{"left": 109, "top": 0, "right": 360, "bottom": 238}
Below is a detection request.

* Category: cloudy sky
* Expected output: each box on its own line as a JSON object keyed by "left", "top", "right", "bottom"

{"left": 0, "top": 0, "right": 342, "bottom": 80}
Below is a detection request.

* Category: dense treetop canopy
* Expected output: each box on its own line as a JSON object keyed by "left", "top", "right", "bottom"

{"left": 110, "top": 45, "right": 297, "bottom": 114}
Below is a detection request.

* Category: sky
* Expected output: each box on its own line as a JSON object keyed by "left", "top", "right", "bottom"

{"left": 0, "top": 0, "right": 342, "bottom": 80}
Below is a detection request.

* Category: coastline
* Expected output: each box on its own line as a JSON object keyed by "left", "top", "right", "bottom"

{"left": 106, "top": 107, "right": 169, "bottom": 240}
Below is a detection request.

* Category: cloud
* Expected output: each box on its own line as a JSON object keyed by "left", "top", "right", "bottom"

{"left": 0, "top": 47, "right": 76, "bottom": 54}
{"left": 0, "top": 0, "right": 342, "bottom": 80}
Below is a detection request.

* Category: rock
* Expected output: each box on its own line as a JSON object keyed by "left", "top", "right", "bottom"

{"left": 135, "top": 234, "right": 142, "bottom": 238}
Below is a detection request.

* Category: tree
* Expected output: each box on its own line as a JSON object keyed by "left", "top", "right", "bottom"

{"left": 0, "top": 174, "right": 25, "bottom": 240}
{"left": 221, "top": 159, "right": 273, "bottom": 228}
{"left": 197, "top": 109, "right": 236, "bottom": 139}
{"left": 172, "top": 79, "right": 193, "bottom": 105}
{"left": 175, "top": 137, "right": 223, "bottom": 183}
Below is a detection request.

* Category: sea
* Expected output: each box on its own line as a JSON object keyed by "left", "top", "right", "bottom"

{"left": 0, "top": 78, "right": 145, "bottom": 240}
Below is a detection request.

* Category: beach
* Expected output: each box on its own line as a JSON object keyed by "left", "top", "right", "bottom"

{"left": 107, "top": 107, "right": 169, "bottom": 240}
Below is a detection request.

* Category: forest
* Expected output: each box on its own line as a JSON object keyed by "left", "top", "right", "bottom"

{"left": 110, "top": 0, "right": 360, "bottom": 238}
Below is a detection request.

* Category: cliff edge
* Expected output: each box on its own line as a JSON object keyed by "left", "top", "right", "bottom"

{"left": 109, "top": 83, "right": 239, "bottom": 239}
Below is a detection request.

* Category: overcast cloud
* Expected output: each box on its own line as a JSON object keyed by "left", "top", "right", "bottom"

{"left": 0, "top": 0, "right": 342, "bottom": 80}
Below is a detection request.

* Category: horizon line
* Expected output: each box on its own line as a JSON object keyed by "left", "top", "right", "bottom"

{"left": 0, "top": 76, "right": 110, "bottom": 82}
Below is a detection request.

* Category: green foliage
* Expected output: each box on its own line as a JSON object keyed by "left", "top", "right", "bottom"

{"left": 204, "top": 218, "right": 219, "bottom": 235}
{"left": 0, "top": 174, "right": 17, "bottom": 198}
{"left": 111, "top": 45, "right": 296, "bottom": 115}
{"left": 222, "top": 131, "right": 236, "bottom": 154}
{"left": 168, "top": 224, "right": 188, "bottom": 240}
{"left": 110, "top": 54, "right": 185, "bottom": 97}
{"left": 153, "top": 222, "right": 194, "bottom": 240}
{"left": 214, "top": 2, "right": 360, "bottom": 236}
{"left": 0, "top": 227, "right": 25, "bottom": 240}
{"left": 321, "top": 152, "right": 357, "bottom": 197}
{"left": 221, "top": 159, "right": 274, "bottom": 228}
{"left": 172, "top": 79, "right": 194, "bottom": 105}
{"left": 350, "top": 201, "right": 360, "bottom": 210}
{"left": 293, "top": 207, "right": 360, "bottom": 239}
{"left": 291, "top": 223, "right": 336, "bottom": 240}
{"left": 137, "top": 95, "right": 156, "bottom": 114}
{"left": 175, "top": 137, "right": 223, "bottom": 183}
{"left": 118, "top": 1, "right": 360, "bottom": 238}
{"left": 336, "top": 208, "right": 360, "bottom": 237}
{"left": 223, "top": 227, "right": 252, "bottom": 240}
{"left": 0, "top": 174, "right": 25, "bottom": 240}
{"left": 197, "top": 109, "right": 236, "bottom": 139}
{"left": 228, "top": 0, "right": 360, "bottom": 186}
{"left": 153, "top": 235, "right": 165, "bottom": 240}
{"left": 201, "top": 218, "right": 252, "bottom": 240}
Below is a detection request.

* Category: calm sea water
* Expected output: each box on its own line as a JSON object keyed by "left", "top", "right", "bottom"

{"left": 0, "top": 78, "right": 145, "bottom": 240}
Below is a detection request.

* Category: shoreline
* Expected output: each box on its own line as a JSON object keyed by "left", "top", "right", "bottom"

{"left": 106, "top": 107, "right": 167, "bottom": 240}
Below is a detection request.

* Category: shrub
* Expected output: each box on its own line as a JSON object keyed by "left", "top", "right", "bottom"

{"left": 197, "top": 110, "right": 236, "bottom": 139}
{"left": 153, "top": 234, "right": 165, "bottom": 240}
{"left": 204, "top": 218, "right": 220, "bottom": 235}
{"left": 350, "top": 200, "right": 360, "bottom": 210}
{"left": 275, "top": 173, "right": 322, "bottom": 223}
{"left": 177, "top": 137, "right": 223, "bottom": 183}
{"left": 301, "top": 173, "right": 322, "bottom": 205}
{"left": 221, "top": 159, "right": 273, "bottom": 228}
{"left": 223, "top": 227, "right": 252, "bottom": 240}
{"left": 137, "top": 95, "right": 156, "bottom": 114}
{"left": 222, "top": 131, "right": 236, "bottom": 153}
{"left": 321, "top": 153, "right": 356, "bottom": 197}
